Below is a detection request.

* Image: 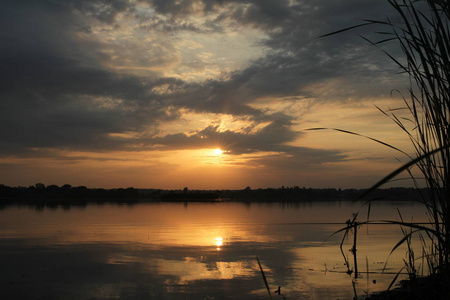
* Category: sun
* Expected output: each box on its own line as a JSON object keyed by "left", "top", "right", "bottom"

{"left": 213, "top": 148, "right": 223, "bottom": 155}
{"left": 215, "top": 237, "right": 223, "bottom": 251}
{"left": 215, "top": 237, "right": 223, "bottom": 247}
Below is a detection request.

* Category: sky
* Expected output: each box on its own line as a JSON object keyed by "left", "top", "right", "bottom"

{"left": 0, "top": 0, "right": 417, "bottom": 190}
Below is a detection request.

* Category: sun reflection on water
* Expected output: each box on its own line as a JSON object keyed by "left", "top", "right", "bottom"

{"left": 157, "top": 258, "right": 257, "bottom": 284}
{"left": 0, "top": 201, "right": 430, "bottom": 300}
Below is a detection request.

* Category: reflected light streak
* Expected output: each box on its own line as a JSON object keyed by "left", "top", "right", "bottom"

{"left": 158, "top": 259, "right": 257, "bottom": 284}
{"left": 0, "top": 202, "right": 430, "bottom": 299}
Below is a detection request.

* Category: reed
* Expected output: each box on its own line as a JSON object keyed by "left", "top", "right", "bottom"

{"left": 256, "top": 257, "right": 273, "bottom": 299}
{"left": 320, "top": 0, "right": 450, "bottom": 296}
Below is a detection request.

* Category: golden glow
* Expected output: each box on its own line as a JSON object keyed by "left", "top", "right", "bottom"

{"left": 0, "top": 203, "right": 427, "bottom": 297}
{"left": 157, "top": 259, "right": 257, "bottom": 283}
{"left": 215, "top": 236, "right": 223, "bottom": 250}
{"left": 155, "top": 109, "right": 267, "bottom": 138}
{"left": 213, "top": 148, "right": 224, "bottom": 155}
{"left": 215, "top": 237, "right": 223, "bottom": 246}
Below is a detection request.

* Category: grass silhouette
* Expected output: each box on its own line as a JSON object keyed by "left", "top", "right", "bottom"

{"left": 317, "top": 0, "right": 450, "bottom": 298}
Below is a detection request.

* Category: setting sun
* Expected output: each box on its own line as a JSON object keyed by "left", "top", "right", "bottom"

{"left": 215, "top": 237, "right": 223, "bottom": 247}
{"left": 0, "top": 0, "right": 422, "bottom": 191}
{"left": 213, "top": 148, "right": 224, "bottom": 155}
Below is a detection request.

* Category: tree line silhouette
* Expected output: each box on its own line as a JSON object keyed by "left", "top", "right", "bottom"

{"left": 0, "top": 183, "right": 425, "bottom": 207}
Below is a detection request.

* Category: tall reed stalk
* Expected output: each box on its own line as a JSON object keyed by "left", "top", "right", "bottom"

{"left": 321, "top": 0, "right": 450, "bottom": 286}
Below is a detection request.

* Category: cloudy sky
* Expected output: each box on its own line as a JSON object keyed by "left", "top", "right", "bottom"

{"left": 1, "top": 0, "right": 416, "bottom": 189}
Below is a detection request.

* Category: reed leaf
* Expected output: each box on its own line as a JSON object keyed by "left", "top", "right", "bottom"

{"left": 322, "top": 0, "right": 450, "bottom": 293}
{"left": 387, "top": 266, "right": 405, "bottom": 291}
{"left": 256, "top": 257, "right": 272, "bottom": 299}
{"left": 356, "top": 145, "right": 449, "bottom": 200}
{"left": 306, "top": 127, "right": 409, "bottom": 155}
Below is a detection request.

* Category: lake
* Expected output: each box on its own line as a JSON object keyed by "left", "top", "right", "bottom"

{"left": 0, "top": 200, "right": 428, "bottom": 300}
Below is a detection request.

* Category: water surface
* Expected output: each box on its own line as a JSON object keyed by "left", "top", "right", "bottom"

{"left": 0, "top": 200, "right": 428, "bottom": 299}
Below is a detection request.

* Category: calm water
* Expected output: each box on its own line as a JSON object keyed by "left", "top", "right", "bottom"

{"left": 0, "top": 200, "right": 428, "bottom": 300}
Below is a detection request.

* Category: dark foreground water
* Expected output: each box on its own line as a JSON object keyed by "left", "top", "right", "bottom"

{"left": 0, "top": 200, "right": 428, "bottom": 300}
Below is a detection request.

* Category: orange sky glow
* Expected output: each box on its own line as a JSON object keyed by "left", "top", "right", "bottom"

{"left": 0, "top": 0, "right": 418, "bottom": 189}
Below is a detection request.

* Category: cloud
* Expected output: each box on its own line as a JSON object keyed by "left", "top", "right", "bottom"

{"left": 0, "top": 0, "right": 408, "bottom": 187}
{"left": 70, "top": 0, "right": 131, "bottom": 24}
{"left": 0, "top": 0, "right": 182, "bottom": 154}
{"left": 146, "top": 111, "right": 297, "bottom": 151}
{"left": 146, "top": 113, "right": 346, "bottom": 169}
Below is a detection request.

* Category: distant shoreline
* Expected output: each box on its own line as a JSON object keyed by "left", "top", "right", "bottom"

{"left": 0, "top": 184, "right": 427, "bottom": 206}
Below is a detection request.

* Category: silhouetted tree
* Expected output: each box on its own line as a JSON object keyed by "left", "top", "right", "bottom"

{"left": 35, "top": 183, "right": 45, "bottom": 190}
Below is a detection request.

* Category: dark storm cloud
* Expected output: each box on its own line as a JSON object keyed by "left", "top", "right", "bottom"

{"left": 0, "top": 0, "right": 400, "bottom": 164}
{"left": 70, "top": 0, "right": 131, "bottom": 24}
{"left": 149, "top": 0, "right": 402, "bottom": 106}
{"left": 0, "top": 0, "right": 181, "bottom": 154}
{"left": 198, "top": 0, "right": 402, "bottom": 100}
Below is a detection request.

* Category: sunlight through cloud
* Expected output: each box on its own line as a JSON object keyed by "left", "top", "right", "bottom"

{"left": 213, "top": 148, "right": 223, "bottom": 155}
